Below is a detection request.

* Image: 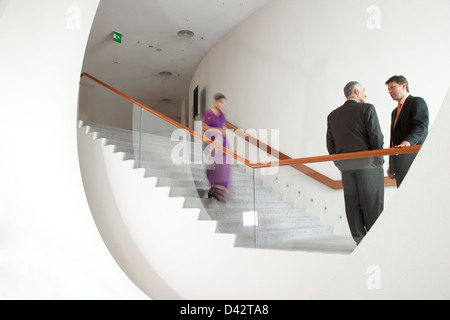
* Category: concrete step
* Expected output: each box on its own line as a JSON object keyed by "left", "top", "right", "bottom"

{"left": 198, "top": 208, "right": 306, "bottom": 220}
{"left": 143, "top": 167, "right": 253, "bottom": 181}
{"left": 216, "top": 216, "right": 320, "bottom": 233}
{"left": 82, "top": 121, "right": 344, "bottom": 253}
{"left": 183, "top": 197, "right": 294, "bottom": 210}
{"left": 144, "top": 162, "right": 247, "bottom": 174}
{"left": 233, "top": 225, "right": 334, "bottom": 247}
{"left": 155, "top": 177, "right": 263, "bottom": 189}
{"left": 169, "top": 187, "right": 281, "bottom": 201}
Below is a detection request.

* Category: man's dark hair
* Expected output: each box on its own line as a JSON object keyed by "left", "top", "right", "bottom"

{"left": 385, "top": 75, "right": 409, "bottom": 92}
{"left": 214, "top": 93, "right": 227, "bottom": 101}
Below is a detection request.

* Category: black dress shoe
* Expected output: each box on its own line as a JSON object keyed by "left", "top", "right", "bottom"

{"left": 208, "top": 192, "right": 225, "bottom": 202}
{"left": 208, "top": 192, "right": 219, "bottom": 200}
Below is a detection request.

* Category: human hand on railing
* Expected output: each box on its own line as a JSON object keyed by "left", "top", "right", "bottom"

{"left": 387, "top": 166, "right": 395, "bottom": 180}
{"left": 395, "top": 140, "right": 411, "bottom": 148}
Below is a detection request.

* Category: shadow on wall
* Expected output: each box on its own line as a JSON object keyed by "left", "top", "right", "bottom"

{"left": 0, "top": 1, "right": 9, "bottom": 18}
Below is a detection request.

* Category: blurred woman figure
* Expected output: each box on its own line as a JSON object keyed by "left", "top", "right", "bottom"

{"left": 202, "top": 93, "right": 231, "bottom": 201}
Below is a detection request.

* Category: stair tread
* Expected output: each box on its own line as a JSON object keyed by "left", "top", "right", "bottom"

{"left": 82, "top": 121, "right": 341, "bottom": 252}
{"left": 233, "top": 225, "right": 333, "bottom": 233}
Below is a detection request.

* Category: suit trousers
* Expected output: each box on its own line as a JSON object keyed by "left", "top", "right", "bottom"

{"left": 341, "top": 167, "right": 384, "bottom": 244}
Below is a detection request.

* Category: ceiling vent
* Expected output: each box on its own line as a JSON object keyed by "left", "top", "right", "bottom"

{"left": 177, "top": 30, "right": 194, "bottom": 38}
{"left": 159, "top": 71, "right": 172, "bottom": 77}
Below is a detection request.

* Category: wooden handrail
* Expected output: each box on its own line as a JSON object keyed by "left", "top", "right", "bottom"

{"left": 250, "top": 145, "right": 422, "bottom": 168}
{"left": 252, "top": 146, "right": 422, "bottom": 189}
{"left": 227, "top": 121, "right": 420, "bottom": 189}
{"left": 81, "top": 72, "right": 251, "bottom": 166}
{"left": 80, "top": 72, "right": 421, "bottom": 189}
{"left": 226, "top": 121, "right": 347, "bottom": 188}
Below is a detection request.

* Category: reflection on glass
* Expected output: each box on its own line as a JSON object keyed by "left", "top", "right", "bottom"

{"left": 249, "top": 154, "right": 416, "bottom": 253}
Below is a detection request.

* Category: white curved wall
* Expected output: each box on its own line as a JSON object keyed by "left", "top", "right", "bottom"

{"left": 0, "top": 0, "right": 147, "bottom": 299}
{"left": 77, "top": 124, "right": 352, "bottom": 299}
{"left": 2, "top": 0, "right": 450, "bottom": 300}
{"left": 190, "top": 0, "right": 450, "bottom": 155}
{"left": 190, "top": 0, "right": 450, "bottom": 239}
{"left": 189, "top": 0, "right": 450, "bottom": 299}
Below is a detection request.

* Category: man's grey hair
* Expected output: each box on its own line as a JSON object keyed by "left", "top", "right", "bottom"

{"left": 344, "top": 81, "right": 361, "bottom": 98}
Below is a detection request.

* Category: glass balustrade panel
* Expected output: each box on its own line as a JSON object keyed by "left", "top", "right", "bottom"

{"left": 140, "top": 108, "right": 231, "bottom": 235}
{"left": 249, "top": 154, "right": 414, "bottom": 253}
{"left": 78, "top": 75, "right": 419, "bottom": 253}
{"left": 78, "top": 75, "right": 139, "bottom": 163}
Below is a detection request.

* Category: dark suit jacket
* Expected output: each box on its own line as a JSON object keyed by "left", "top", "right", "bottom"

{"left": 389, "top": 94, "right": 429, "bottom": 173}
{"left": 327, "top": 100, "right": 384, "bottom": 171}
{"left": 390, "top": 94, "right": 429, "bottom": 147}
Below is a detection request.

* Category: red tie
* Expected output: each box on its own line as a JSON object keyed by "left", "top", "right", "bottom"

{"left": 394, "top": 103, "right": 402, "bottom": 126}
{"left": 392, "top": 103, "right": 402, "bottom": 147}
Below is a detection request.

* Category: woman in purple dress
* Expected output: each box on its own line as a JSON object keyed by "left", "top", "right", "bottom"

{"left": 202, "top": 93, "right": 231, "bottom": 201}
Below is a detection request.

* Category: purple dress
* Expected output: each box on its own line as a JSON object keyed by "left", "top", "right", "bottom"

{"left": 202, "top": 108, "right": 231, "bottom": 200}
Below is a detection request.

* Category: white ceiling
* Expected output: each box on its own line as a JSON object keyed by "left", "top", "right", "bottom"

{"left": 82, "top": 0, "right": 272, "bottom": 121}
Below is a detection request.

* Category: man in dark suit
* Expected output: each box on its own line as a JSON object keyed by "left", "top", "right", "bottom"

{"left": 327, "top": 81, "right": 385, "bottom": 245}
{"left": 385, "top": 75, "right": 429, "bottom": 188}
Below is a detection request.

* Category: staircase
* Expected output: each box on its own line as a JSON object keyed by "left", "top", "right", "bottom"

{"left": 80, "top": 121, "right": 354, "bottom": 252}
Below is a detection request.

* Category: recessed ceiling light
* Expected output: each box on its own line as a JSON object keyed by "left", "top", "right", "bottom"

{"left": 161, "top": 98, "right": 173, "bottom": 103}
{"left": 159, "top": 71, "right": 172, "bottom": 77}
{"left": 177, "top": 30, "right": 194, "bottom": 38}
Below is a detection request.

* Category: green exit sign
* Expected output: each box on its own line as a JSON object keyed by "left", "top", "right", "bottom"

{"left": 113, "top": 31, "right": 122, "bottom": 43}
